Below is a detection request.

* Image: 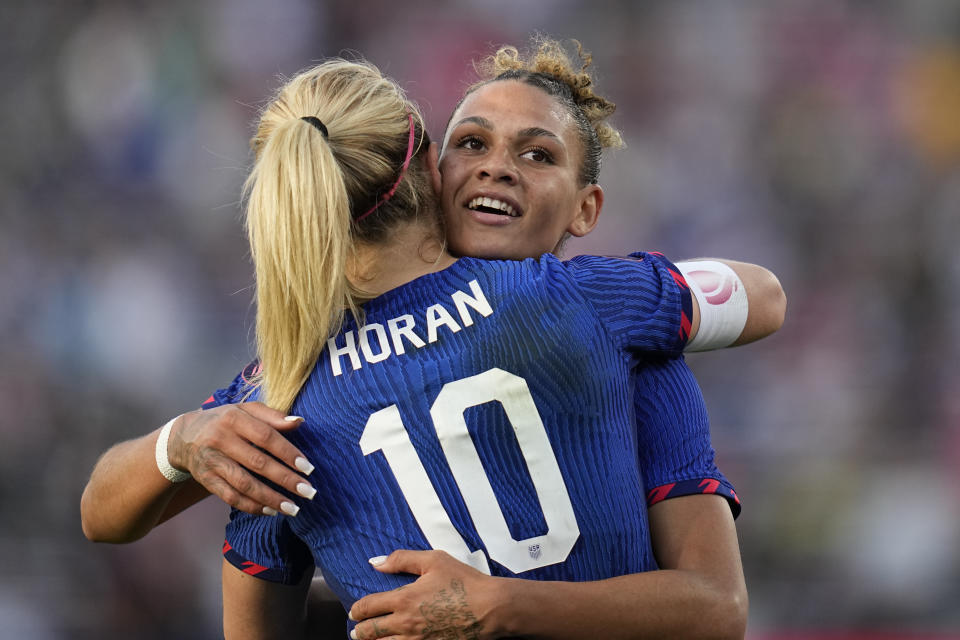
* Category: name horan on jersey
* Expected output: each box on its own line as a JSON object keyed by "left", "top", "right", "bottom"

{"left": 327, "top": 279, "right": 493, "bottom": 376}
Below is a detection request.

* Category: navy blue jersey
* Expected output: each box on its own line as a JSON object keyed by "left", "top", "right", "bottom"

{"left": 215, "top": 252, "right": 724, "bottom": 610}
{"left": 632, "top": 356, "right": 739, "bottom": 515}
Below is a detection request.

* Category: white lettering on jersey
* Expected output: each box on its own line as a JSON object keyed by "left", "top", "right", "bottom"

{"left": 426, "top": 305, "right": 461, "bottom": 343}
{"left": 388, "top": 315, "right": 426, "bottom": 355}
{"left": 359, "top": 323, "right": 391, "bottom": 364}
{"left": 451, "top": 280, "right": 494, "bottom": 326}
{"left": 328, "top": 280, "right": 494, "bottom": 376}
{"left": 327, "top": 331, "right": 362, "bottom": 377}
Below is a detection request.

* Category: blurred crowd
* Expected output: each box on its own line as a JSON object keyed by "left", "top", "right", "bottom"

{"left": 1, "top": 0, "right": 958, "bottom": 637}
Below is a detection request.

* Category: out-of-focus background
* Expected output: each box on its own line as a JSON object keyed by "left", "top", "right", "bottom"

{"left": 2, "top": 1, "right": 958, "bottom": 638}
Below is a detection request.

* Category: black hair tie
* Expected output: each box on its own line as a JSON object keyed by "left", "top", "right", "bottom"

{"left": 300, "top": 116, "right": 328, "bottom": 138}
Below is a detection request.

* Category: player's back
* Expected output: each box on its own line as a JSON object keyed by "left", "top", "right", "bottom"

{"left": 224, "top": 252, "right": 687, "bottom": 606}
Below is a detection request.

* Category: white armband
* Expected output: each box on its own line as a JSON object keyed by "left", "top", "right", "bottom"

{"left": 677, "top": 260, "right": 748, "bottom": 352}
{"left": 155, "top": 416, "right": 191, "bottom": 483}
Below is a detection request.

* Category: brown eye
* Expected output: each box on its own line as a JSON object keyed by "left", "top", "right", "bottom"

{"left": 521, "top": 147, "right": 553, "bottom": 163}
{"left": 456, "top": 136, "right": 485, "bottom": 151}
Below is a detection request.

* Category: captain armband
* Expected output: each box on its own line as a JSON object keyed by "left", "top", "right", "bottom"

{"left": 676, "top": 261, "right": 748, "bottom": 352}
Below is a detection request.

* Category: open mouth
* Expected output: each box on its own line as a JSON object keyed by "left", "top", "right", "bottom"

{"left": 467, "top": 196, "right": 519, "bottom": 217}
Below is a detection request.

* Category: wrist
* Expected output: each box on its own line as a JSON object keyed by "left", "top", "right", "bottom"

{"left": 485, "top": 577, "right": 523, "bottom": 638}
{"left": 155, "top": 416, "right": 191, "bottom": 483}
{"left": 164, "top": 412, "right": 192, "bottom": 471}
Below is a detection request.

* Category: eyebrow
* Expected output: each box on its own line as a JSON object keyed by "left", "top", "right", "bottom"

{"left": 450, "top": 117, "right": 564, "bottom": 145}
{"left": 518, "top": 127, "right": 562, "bottom": 144}
{"left": 452, "top": 115, "right": 495, "bottom": 131}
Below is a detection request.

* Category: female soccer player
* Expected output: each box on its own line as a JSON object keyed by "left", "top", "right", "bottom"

{"left": 347, "top": 39, "right": 758, "bottom": 639}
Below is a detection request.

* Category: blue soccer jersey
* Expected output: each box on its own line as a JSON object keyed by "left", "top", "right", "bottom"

{"left": 632, "top": 356, "right": 740, "bottom": 516}
{"left": 214, "top": 252, "right": 712, "bottom": 609}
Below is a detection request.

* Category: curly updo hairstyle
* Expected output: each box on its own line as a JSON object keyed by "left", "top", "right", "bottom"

{"left": 452, "top": 36, "right": 624, "bottom": 187}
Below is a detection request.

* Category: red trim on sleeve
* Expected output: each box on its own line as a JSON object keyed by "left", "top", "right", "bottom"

{"left": 647, "top": 478, "right": 742, "bottom": 517}
{"left": 667, "top": 267, "right": 689, "bottom": 289}
{"left": 241, "top": 561, "right": 269, "bottom": 576}
{"left": 699, "top": 478, "right": 721, "bottom": 494}
{"left": 679, "top": 312, "right": 692, "bottom": 341}
{"left": 647, "top": 483, "right": 677, "bottom": 506}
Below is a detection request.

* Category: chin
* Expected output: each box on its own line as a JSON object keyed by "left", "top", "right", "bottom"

{"left": 446, "top": 238, "right": 507, "bottom": 260}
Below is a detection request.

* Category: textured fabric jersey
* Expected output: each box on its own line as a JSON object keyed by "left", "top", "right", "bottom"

{"left": 215, "top": 252, "right": 721, "bottom": 608}
{"left": 633, "top": 356, "right": 739, "bottom": 516}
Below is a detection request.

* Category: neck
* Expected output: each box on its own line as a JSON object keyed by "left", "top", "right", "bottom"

{"left": 348, "top": 217, "right": 456, "bottom": 297}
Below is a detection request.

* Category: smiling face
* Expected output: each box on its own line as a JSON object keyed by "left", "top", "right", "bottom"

{"left": 438, "top": 80, "right": 603, "bottom": 260}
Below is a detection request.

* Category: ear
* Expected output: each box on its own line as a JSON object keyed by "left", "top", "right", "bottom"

{"left": 426, "top": 141, "right": 442, "bottom": 199}
{"left": 566, "top": 184, "right": 603, "bottom": 237}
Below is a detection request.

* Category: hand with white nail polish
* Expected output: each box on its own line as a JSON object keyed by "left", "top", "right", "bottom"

{"left": 79, "top": 398, "right": 319, "bottom": 543}
{"left": 165, "top": 402, "right": 317, "bottom": 518}
{"left": 348, "top": 550, "right": 497, "bottom": 640}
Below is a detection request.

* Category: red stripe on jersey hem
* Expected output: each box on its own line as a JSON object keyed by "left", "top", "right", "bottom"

{"left": 241, "top": 561, "right": 268, "bottom": 576}
{"left": 647, "top": 483, "right": 676, "bottom": 506}
{"left": 646, "top": 478, "right": 741, "bottom": 518}
{"left": 222, "top": 538, "right": 300, "bottom": 585}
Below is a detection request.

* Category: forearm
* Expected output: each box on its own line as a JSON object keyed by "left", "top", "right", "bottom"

{"left": 498, "top": 495, "right": 747, "bottom": 639}
{"left": 80, "top": 423, "right": 205, "bottom": 543}
{"left": 494, "top": 569, "right": 746, "bottom": 640}
{"left": 351, "top": 504, "right": 748, "bottom": 640}
{"left": 82, "top": 401, "right": 318, "bottom": 544}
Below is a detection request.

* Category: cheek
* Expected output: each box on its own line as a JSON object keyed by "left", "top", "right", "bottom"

{"left": 438, "top": 159, "right": 461, "bottom": 192}
{"left": 440, "top": 206, "right": 456, "bottom": 226}
{"left": 440, "top": 215, "right": 471, "bottom": 252}
{"left": 540, "top": 195, "right": 573, "bottom": 231}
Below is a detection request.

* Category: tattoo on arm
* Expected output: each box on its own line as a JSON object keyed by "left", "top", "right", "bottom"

{"left": 418, "top": 579, "right": 483, "bottom": 640}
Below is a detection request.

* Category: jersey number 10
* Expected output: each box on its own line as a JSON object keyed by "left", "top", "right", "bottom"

{"left": 359, "top": 368, "right": 581, "bottom": 574}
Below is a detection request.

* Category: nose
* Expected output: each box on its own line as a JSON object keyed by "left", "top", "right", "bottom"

{"left": 476, "top": 147, "right": 518, "bottom": 184}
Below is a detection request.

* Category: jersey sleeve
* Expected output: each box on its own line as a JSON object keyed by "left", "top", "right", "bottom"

{"left": 565, "top": 251, "right": 693, "bottom": 356}
{"left": 223, "top": 507, "right": 314, "bottom": 585}
{"left": 634, "top": 356, "right": 740, "bottom": 517}
{"left": 201, "top": 361, "right": 261, "bottom": 409}
{"left": 210, "top": 362, "right": 311, "bottom": 583}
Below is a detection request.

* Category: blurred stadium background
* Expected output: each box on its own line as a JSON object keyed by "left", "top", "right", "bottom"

{"left": 1, "top": 1, "right": 958, "bottom": 637}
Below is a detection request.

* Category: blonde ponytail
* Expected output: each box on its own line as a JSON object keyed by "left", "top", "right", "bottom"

{"left": 242, "top": 60, "right": 432, "bottom": 412}
{"left": 245, "top": 117, "right": 353, "bottom": 411}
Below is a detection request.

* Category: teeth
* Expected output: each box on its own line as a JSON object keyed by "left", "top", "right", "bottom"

{"left": 468, "top": 197, "right": 516, "bottom": 217}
